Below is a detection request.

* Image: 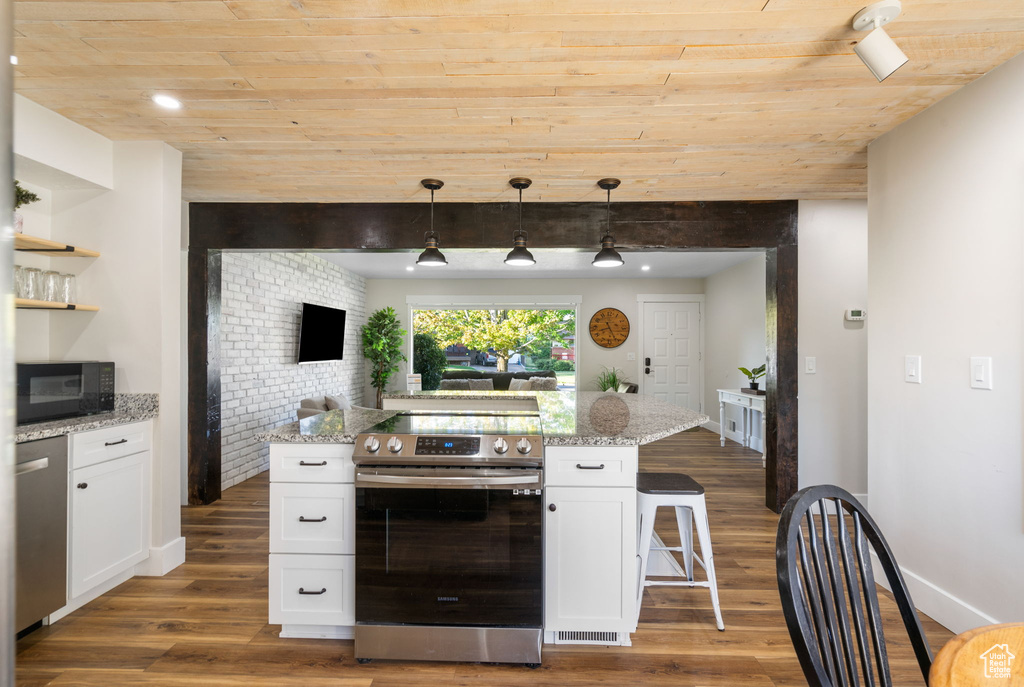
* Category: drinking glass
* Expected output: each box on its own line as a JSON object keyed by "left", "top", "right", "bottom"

{"left": 42, "top": 270, "right": 61, "bottom": 302}
{"left": 60, "top": 273, "right": 77, "bottom": 304}
{"left": 21, "top": 267, "right": 41, "bottom": 300}
{"left": 13, "top": 265, "right": 23, "bottom": 297}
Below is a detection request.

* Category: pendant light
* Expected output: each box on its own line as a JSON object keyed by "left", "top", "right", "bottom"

{"left": 593, "top": 178, "right": 624, "bottom": 267}
{"left": 504, "top": 177, "right": 536, "bottom": 266}
{"left": 416, "top": 178, "right": 447, "bottom": 267}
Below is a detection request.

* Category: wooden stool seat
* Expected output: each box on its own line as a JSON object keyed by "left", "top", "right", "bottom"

{"left": 637, "top": 472, "right": 705, "bottom": 495}
{"left": 636, "top": 471, "right": 724, "bottom": 631}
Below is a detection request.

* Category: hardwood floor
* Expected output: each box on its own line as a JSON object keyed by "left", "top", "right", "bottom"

{"left": 16, "top": 428, "right": 951, "bottom": 685}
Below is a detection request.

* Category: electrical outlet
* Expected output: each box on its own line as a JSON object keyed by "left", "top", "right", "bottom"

{"left": 730, "top": 421, "right": 736, "bottom": 432}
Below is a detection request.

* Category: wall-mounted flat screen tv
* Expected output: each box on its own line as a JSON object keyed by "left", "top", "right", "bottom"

{"left": 297, "top": 303, "right": 346, "bottom": 364}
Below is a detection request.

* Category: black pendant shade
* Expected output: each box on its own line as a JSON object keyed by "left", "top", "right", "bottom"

{"left": 505, "top": 177, "right": 536, "bottom": 266}
{"left": 593, "top": 178, "right": 624, "bottom": 267}
{"left": 416, "top": 178, "right": 447, "bottom": 267}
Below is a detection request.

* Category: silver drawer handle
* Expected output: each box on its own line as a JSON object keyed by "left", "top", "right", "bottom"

{"left": 357, "top": 473, "right": 540, "bottom": 488}
{"left": 299, "top": 460, "right": 327, "bottom": 467}
{"left": 105, "top": 438, "right": 128, "bottom": 446}
{"left": 298, "top": 587, "right": 326, "bottom": 595}
{"left": 298, "top": 516, "right": 327, "bottom": 523}
{"left": 576, "top": 463, "right": 606, "bottom": 470}
{"left": 16, "top": 457, "right": 49, "bottom": 475}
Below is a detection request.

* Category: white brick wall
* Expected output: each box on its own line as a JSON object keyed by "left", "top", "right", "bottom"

{"left": 220, "top": 252, "right": 367, "bottom": 489}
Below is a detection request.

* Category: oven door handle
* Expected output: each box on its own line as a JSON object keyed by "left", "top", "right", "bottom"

{"left": 356, "top": 472, "right": 541, "bottom": 489}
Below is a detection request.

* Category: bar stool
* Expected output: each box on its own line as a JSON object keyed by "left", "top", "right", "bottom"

{"left": 636, "top": 472, "right": 724, "bottom": 630}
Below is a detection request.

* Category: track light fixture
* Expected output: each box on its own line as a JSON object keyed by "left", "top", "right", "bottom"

{"left": 852, "top": 0, "right": 908, "bottom": 82}
{"left": 593, "top": 178, "right": 624, "bottom": 268}
{"left": 416, "top": 179, "right": 447, "bottom": 267}
{"left": 505, "top": 178, "right": 536, "bottom": 266}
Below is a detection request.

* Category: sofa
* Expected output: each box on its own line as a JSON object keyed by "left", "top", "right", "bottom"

{"left": 439, "top": 369, "right": 557, "bottom": 391}
{"left": 297, "top": 392, "right": 371, "bottom": 421}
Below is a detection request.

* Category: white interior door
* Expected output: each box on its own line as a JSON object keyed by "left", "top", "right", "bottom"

{"left": 641, "top": 301, "right": 702, "bottom": 411}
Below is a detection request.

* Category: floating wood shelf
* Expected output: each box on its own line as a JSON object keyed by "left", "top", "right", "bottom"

{"left": 14, "top": 233, "right": 100, "bottom": 258}
{"left": 15, "top": 298, "right": 99, "bottom": 312}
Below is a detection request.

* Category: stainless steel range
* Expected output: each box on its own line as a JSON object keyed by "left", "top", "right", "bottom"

{"left": 352, "top": 411, "right": 544, "bottom": 667}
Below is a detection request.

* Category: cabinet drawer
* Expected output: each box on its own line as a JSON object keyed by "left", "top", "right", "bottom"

{"left": 270, "top": 443, "right": 354, "bottom": 484}
{"left": 71, "top": 421, "right": 152, "bottom": 470}
{"left": 544, "top": 447, "right": 637, "bottom": 488}
{"left": 269, "top": 554, "right": 354, "bottom": 627}
{"left": 270, "top": 483, "right": 355, "bottom": 555}
{"left": 721, "top": 393, "right": 751, "bottom": 407}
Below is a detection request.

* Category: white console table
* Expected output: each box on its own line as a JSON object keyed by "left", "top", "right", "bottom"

{"left": 717, "top": 389, "right": 765, "bottom": 466}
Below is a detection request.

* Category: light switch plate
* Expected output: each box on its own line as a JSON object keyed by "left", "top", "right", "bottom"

{"left": 970, "top": 356, "right": 992, "bottom": 390}
{"left": 805, "top": 357, "right": 816, "bottom": 374}
{"left": 905, "top": 355, "right": 922, "bottom": 384}
{"left": 626, "top": 352, "right": 636, "bottom": 361}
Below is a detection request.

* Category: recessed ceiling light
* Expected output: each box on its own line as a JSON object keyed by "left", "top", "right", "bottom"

{"left": 641, "top": 265, "right": 651, "bottom": 271}
{"left": 406, "top": 266, "right": 414, "bottom": 272}
{"left": 152, "top": 94, "right": 182, "bottom": 109}
{"left": 9, "top": 55, "right": 17, "bottom": 65}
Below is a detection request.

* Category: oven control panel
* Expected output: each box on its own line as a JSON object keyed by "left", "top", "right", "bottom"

{"left": 354, "top": 433, "right": 543, "bottom": 467}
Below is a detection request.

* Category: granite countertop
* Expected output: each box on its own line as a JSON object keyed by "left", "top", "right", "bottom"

{"left": 15, "top": 393, "right": 160, "bottom": 444}
{"left": 258, "top": 391, "right": 708, "bottom": 446}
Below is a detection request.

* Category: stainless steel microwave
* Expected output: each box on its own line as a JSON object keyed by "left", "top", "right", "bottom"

{"left": 16, "top": 361, "right": 115, "bottom": 425}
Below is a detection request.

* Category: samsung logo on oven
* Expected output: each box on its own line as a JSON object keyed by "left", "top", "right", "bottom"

{"left": 437, "top": 596, "right": 459, "bottom": 602}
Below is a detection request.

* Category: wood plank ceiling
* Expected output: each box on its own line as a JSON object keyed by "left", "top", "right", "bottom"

{"left": 12, "top": 0, "right": 1024, "bottom": 202}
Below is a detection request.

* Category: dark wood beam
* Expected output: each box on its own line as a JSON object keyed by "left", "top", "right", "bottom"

{"left": 765, "top": 245, "right": 799, "bottom": 512}
{"left": 187, "top": 248, "right": 222, "bottom": 506}
{"left": 188, "top": 200, "right": 796, "bottom": 251}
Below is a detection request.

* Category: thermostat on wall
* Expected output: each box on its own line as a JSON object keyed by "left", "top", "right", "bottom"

{"left": 845, "top": 309, "right": 867, "bottom": 321}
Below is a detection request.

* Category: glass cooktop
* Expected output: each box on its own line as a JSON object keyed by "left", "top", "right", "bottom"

{"left": 363, "top": 411, "right": 544, "bottom": 436}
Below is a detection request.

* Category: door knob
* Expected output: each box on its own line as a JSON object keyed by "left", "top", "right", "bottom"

{"left": 77, "top": 482, "right": 88, "bottom": 489}
{"left": 548, "top": 504, "right": 557, "bottom": 512}
{"left": 645, "top": 367, "right": 650, "bottom": 375}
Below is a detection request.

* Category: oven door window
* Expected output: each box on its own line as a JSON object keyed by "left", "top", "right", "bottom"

{"left": 355, "top": 486, "right": 542, "bottom": 627}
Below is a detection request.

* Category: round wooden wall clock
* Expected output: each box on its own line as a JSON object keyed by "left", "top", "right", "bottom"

{"left": 589, "top": 308, "right": 630, "bottom": 349}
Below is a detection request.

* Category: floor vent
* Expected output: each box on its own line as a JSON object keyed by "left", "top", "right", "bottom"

{"left": 554, "top": 630, "right": 621, "bottom": 645}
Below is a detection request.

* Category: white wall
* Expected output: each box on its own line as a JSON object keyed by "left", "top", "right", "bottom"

{"left": 867, "top": 53, "right": 1024, "bottom": 632}
{"left": 798, "top": 201, "right": 869, "bottom": 494}
{"left": 14, "top": 102, "right": 186, "bottom": 573}
{"left": 364, "top": 277, "right": 704, "bottom": 402}
{"left": 703, "top": 254, "right": 766, "bottom": 447}
{"left": 220, "top": 253, "right": 367, "bottom": 489}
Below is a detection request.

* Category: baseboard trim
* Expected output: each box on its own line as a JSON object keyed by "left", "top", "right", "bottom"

{"left": 705, "top": 420, "right": 721, "bottom": 435}
{"left": 870, "top": 551, "right": 998, "bottom": 634}
{"left": 280, "top": 624, "right": 354, "bottom": 640}
{"left": 135, "top": 536, "right": 186, "bottom": 576}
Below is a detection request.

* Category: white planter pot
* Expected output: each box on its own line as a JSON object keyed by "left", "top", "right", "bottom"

{"left": 13, "top": 212, "right": 23, "bottom": 233}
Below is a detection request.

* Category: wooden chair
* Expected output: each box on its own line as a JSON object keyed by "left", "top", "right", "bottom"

{"left": 776, "top": 484, "right": 933, "bottom": 686}
{"left": 930, "top": 623, "right": 1024, "bottom": 686}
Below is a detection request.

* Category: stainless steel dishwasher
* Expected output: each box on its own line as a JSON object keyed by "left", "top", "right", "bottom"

{"left": 15, "top": 436, "right": 68, "bottom": 633}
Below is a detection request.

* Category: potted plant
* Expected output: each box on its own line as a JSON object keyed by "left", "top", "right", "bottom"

{"left": 595, "top": 366, "right": 628, "bottom": 392}
{"left": 738, "top": 364, "right": 766, "bottom": 391}
{"left": 362, "top": 307, "right": 407, "bottom": 409}
{"left": 13, "top": 180, "right": 40, "bottom": 233}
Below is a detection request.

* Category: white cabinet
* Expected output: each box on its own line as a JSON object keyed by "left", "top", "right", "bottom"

{"left": 268, "top": 442, "right": 355, "bottom": 638}
{"left": 68, "top": 421, "right": 152, "bottom": 600}
{"left": 543, "top": 446, "right": 637, "bottom": 646}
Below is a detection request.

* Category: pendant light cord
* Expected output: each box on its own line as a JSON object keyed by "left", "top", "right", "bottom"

{"left": 607, "top": 187, "right": 612, "bottom": 236}
{"left": 429, "top": 188, "right": 435, "bottom": 240}
{"left": 518, "top": 187, "right": 524, "bottom": 240}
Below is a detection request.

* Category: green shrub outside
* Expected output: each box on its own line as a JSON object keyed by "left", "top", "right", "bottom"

{"left": 413, "top": 333, "right": 448, "bottom": 390}
{"left": 529, "top": 357, "right": 574, "bottom": 372}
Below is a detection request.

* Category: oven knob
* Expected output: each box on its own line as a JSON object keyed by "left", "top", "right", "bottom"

{"left": 364, "top": 436, "right": 380, "bottom": 453}
{"left": 387, "top": 436, "right": 404, "bottom": 453}
{"left": 493, "top": 437, "right": 509, "bottom": 454}
{"left": 516, "top": 438, "right": 533, "bottom": 455}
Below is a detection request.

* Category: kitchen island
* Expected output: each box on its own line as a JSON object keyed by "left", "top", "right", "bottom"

{"left": 257, "top": 391, "right": 707, "bottom": 649}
